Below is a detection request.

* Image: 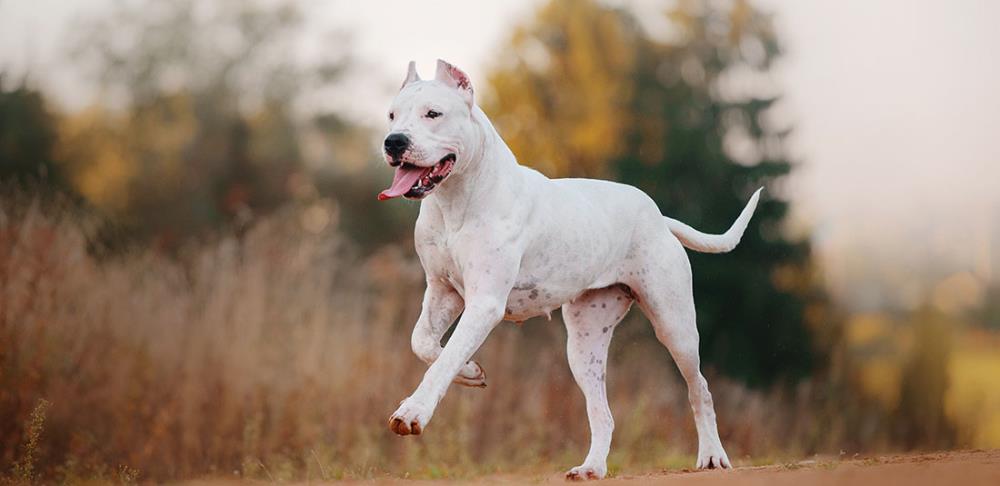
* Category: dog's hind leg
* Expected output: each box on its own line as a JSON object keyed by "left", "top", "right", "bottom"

{"left": 562, "top": 285, "right": 633, "bottom": 480}
{"left": 411, "top": 280, "right": 487, "bottom": 388}
{"left": 630, "top": 236, "right": 731, "bottom": 469}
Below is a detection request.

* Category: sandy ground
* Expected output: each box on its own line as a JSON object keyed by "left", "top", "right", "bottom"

{"left": 323, "top": 450, "right": 999, "bottom": 485}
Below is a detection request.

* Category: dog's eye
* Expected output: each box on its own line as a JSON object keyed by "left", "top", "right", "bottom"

{"left": 426, "top": 110, "right": 442, "bottom": 119}
{"left": 388, "top": 112, "right": 394, "bottom": 121}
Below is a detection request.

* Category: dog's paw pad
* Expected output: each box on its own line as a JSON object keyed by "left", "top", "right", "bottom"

{"left": 388, "top": 401, "right": 428, "bottom": 436}
{"left": 565, "top": 465, "right": 605, "bottom": 481}
{"left": 388, "top": 416, "right": 424, "bottom": 436}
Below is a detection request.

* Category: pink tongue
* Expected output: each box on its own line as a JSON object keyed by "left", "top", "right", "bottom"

{"left": 378, "top": 165, "right": 432, "bottom": 201}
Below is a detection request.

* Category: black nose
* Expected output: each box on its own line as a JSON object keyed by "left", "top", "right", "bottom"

{"left": 384, "top": 133, "right": 410, "bottom": 160}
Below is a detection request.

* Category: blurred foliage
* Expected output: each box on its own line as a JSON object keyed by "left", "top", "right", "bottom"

{"left": 58, "top": 0, "right": 319, "bottom": 248}
{"left": 0, "top": 1, "right": 992, "bottom": 480}
{"left": 39, "top": 0, "right": 412, "bottom": 251}
{"left": 485, "top": 0, "right": 830, "bottom": 387}
{"left": 0, "top": 78, "right": 71, "bottom": 191}
{"left": 946, "top": 330, "right": 1000, "bottom": 448}
{"left": 894, "top": 306, "right": 954, "bottom": 448}
{"left": 837, "top": 305, "right": 996, "bottom": 451}
{"left": 974, "top": 283, "right": 1000, "bottom": 330}
{"left": 486, "top": 1, "right": 638, "bottom": 178}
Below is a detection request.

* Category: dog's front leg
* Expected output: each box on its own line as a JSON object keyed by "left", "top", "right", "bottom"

{"left": 410, "top": 280, "right": 487, "bottom": 387}
{"left": 389, "top": 294, "right": 506, "bottom": 435}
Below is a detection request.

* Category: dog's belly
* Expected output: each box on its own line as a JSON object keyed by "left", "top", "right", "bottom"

{"left": 440, "top": 272, "right": 575, "bottom": 322}
{"left": 503, "top": 285, "right": 575, "bottom": 322}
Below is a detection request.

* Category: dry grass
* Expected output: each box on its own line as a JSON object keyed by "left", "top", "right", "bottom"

{"left": 0, "top": 197, "right": 933, "bottom": 482}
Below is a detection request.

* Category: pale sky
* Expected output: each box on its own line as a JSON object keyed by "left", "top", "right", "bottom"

{"left": 2, "top": 0, "right": 998, "bottom": 309}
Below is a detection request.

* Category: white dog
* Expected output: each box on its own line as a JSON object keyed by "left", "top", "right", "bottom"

{"left": 379, "top": 60, "right": 760, "bottom": 480}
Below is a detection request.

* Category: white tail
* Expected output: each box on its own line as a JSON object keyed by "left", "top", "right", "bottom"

{"left": 665, "top": 188, "right": 763, "bottom": 253}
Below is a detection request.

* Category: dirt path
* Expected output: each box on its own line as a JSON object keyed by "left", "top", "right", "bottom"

{"left": 331, "top": 449, "right": 1000, "bottom": 485}
{"left": 594, "top": 450, "right": 1000, "bottom": 486}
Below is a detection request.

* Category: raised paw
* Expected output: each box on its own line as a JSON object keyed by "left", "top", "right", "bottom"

{"left": 388, "top": 416, "right": 422, "bottom": 435}
{"left": 388, "top": 399, "right": 430, "bottom": 436}
{"left": 565, "top": 464, "right": 606, "bottom": 481}
{"left": 452, "top": 360, "right": 487, "bottom": 388}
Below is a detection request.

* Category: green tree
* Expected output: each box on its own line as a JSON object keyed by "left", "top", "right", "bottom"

{"left": 486, "top": 0, "right": 834, "bottom": 386}
{"left": 0, "top": 77, "right": 69, "bottom": 190}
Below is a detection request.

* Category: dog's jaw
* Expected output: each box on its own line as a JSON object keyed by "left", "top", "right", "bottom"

{"left": 403, "top": 153, "right": 457, "bottom": 200}
{"left": 378, "top": 153, "right": 457, "bottom": 201}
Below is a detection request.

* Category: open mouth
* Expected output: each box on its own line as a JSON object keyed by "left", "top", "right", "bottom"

{"left": 378, "top": 153, "right": 456, "bottom": 201}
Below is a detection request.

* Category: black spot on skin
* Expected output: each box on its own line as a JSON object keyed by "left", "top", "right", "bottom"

{"left": 573, "top": 311, "right": 580, "bottom": 317}
{"left": 529, "top": 289, "right": 539, "bottom": 300}
{"left": 505, "top": 307, "right": 512, "bottom": 315}
{"left": 590, "top": 304, "right": 596, "bottom": 308}
{"left": 518, "top": 299, "right": 524, "bottom": 305}
{"left": 601, "top": 303, "right": 606, "bottom": 308}
{"left": 602, "top": 326, "right": 609, "bottom": 333}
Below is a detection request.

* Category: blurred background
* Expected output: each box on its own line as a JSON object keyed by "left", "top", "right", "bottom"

{"left": 1, "top": 0, "right": 998, "bottom": 482}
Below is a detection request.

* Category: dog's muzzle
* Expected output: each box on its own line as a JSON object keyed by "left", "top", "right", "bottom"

{"left": 384, "top": 133, "right": 410, "bottom": 165}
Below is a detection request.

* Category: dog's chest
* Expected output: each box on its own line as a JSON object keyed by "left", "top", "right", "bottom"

{"left": 418, "top": 235, "right": 573, "bottom": 322}
{"left": 416, "top": 229, "right": 465, "bottom": 290}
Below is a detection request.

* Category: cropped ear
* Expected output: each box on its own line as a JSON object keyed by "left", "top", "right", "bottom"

{"left": 401, "top": 61, "right": 420, "bottom": 89}
{"left": 435, "top": 59, "right": 473, "bottom": 106}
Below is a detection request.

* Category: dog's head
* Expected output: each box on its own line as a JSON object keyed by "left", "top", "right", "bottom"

{"left": 378, "top": 60, "right": 477, "bottom": 201}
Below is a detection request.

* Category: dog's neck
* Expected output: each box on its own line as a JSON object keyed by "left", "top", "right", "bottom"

{"left": 423, "top": 105, "right": 522, "bottom": 230}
